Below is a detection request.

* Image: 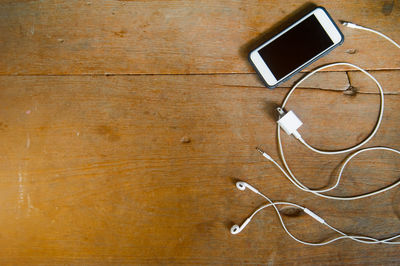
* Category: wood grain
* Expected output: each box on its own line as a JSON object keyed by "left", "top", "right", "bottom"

{"left": 0, "top": 0, "right": 400, "bottom": 264}
{"left": 0, "top": 0, "right": 399, "bottom": 75}
{"left": 0, "top": 75, "right": 399, "bottom": 264}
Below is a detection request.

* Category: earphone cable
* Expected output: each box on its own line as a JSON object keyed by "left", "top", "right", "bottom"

{"left": 231, "top": 182, "right": 400, "bottom": 245}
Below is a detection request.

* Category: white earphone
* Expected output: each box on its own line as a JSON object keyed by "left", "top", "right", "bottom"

{"left": 231, "top": 181, "right": 400, "bottom": 245}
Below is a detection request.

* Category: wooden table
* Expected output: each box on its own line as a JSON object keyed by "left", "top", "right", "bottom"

{"left": 0, "top": 0, "right": 399, "bottom": 264}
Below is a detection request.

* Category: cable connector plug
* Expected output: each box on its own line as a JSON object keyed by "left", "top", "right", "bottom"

{"left": 340, "top": 20, "right": 364, "bottom": 30}
{"left": 256, "top": 147, "right": 272, "bottom": 161}
{"left": 276, "top": 107, "right": 302, "bottom": 139}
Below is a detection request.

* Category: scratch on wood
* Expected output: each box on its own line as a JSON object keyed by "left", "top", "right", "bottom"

{"left": 181, "top": 136, "right": 191, "bottom": 143}
{"left": 113, "top": 30, "right": 127, "bottom": 37}
{"left": 345, "top": 49, "right": 357, "bottom": 54}
{"left": 26, "top": 133, "right": 30, "bottom": 149}
{"left": 27, "top": 193, "right": 38, "bottom": 215}
{"left": 18, "top": 172, "right": 24, "bottom": 209}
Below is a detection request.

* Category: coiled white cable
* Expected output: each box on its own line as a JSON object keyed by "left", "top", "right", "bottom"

{"left": 281, "top": 62, "right": 384, "bottom": 155}
{"left": 231, "top": 181, "right": 400, "bottom": 245}
{"left": 258, "top": 22, "right": 400, "bottom": 200}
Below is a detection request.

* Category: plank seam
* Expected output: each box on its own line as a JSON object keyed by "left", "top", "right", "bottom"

{"left": 0, "top": 68, "right": 400, "bottom": 77}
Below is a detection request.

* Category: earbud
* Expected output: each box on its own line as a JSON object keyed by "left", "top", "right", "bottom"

{"left": 236, "top": 181, "right": 260, "bottom": 194}
{"left": 232, "top": 182, "right": 264, "bottom": 235}
{"left": 236, "top": 181, "right": 246, "bottom": 191}
{"left": 230, "top": 218, "right": 251, "bottom": 234}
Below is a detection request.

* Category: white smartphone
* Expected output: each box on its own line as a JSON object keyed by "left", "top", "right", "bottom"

{"left": 249, "top": 7, "right": 344, "bottom": 88}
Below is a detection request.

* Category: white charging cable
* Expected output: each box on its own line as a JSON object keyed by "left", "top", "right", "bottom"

{"left": 258, "top": 23, "right": 400, "bottom": 200}
{"left": 231, "top": 181, "right": 400, "bottom": 245}
{"left": 340, "top": 21, "right": 400, "bottom": 49}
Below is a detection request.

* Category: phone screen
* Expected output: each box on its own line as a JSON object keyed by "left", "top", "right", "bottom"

{"left": 258, "top": 14, "right": 334, "bottom": 81}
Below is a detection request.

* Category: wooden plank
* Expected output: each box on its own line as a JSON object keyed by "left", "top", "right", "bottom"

{"left": 0, "top": 0, "right": 399, "bottom": 75}
{"left": 0, "top": 74, "right": 399, "bottom": 264}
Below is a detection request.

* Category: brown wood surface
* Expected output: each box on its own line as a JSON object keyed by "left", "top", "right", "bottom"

{"left": 0, "top": 0, "right": 399, "bottom": 265}
{"left": 0, "top": 0, "right": 399, "bottom": 74}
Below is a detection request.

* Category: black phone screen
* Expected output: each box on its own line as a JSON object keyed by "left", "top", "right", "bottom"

{"left": 258, "top": 14, "right": 334, "bottom": 81}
